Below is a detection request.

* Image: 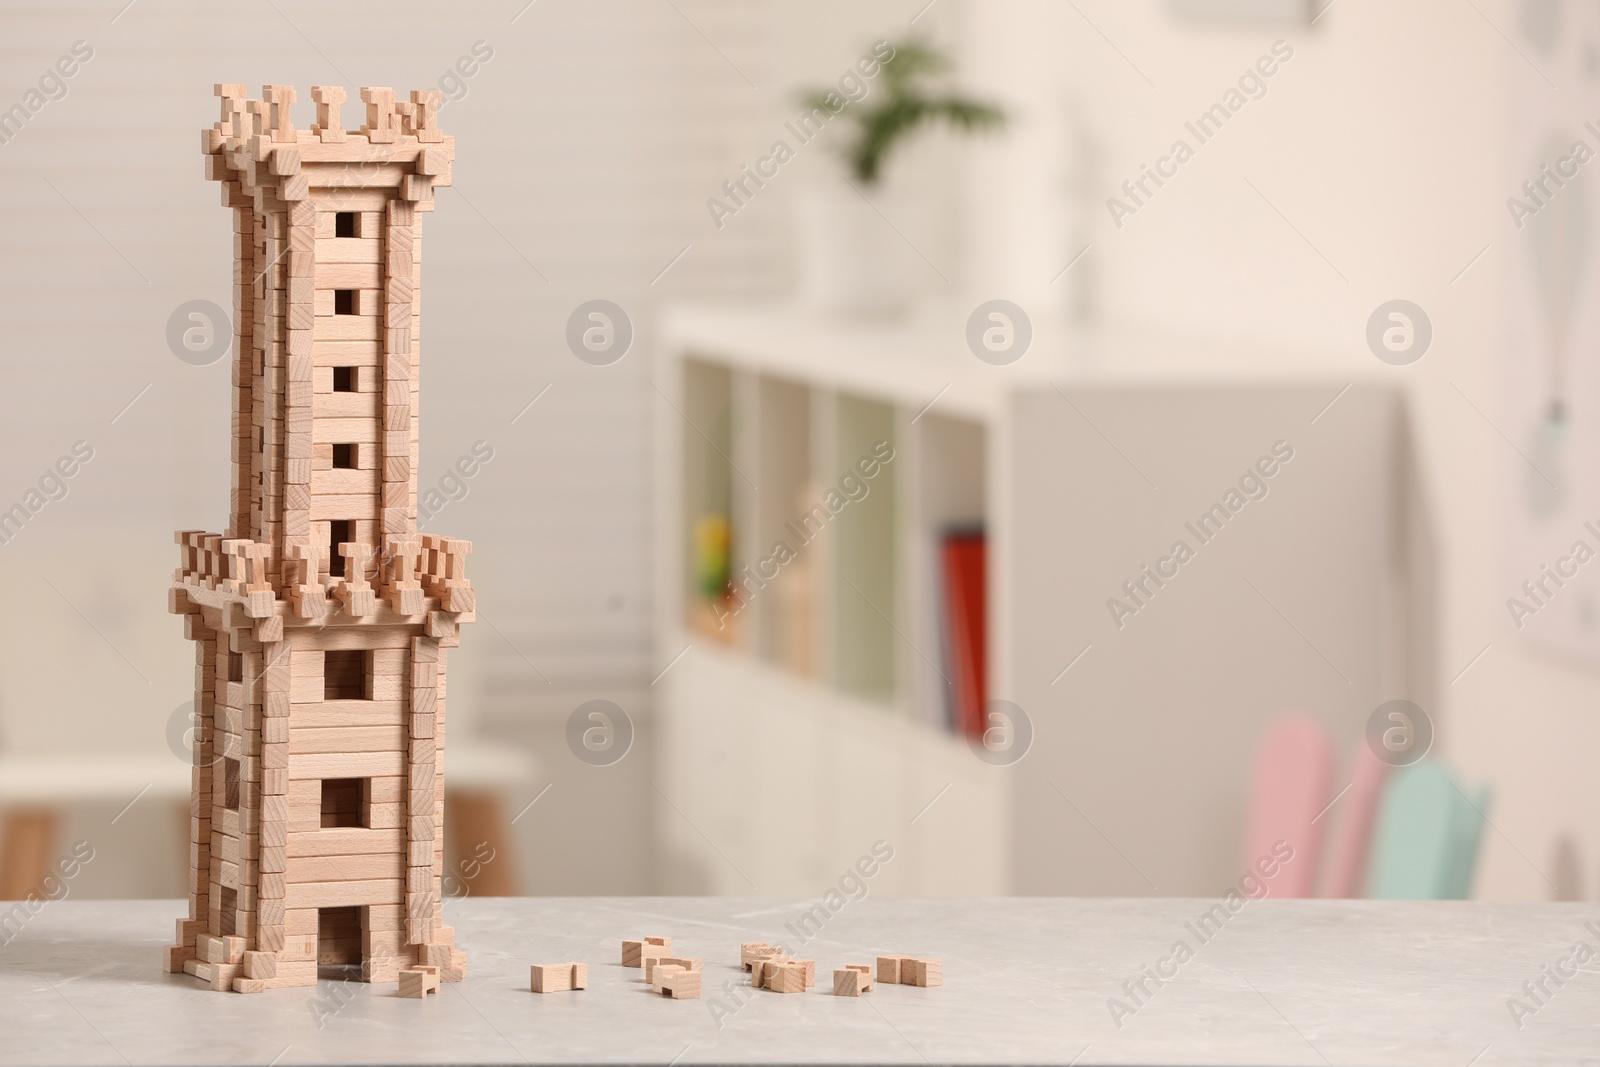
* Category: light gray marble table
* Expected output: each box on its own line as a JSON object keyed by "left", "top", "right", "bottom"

{"left": 2, "top": 898, "right": 1597, "bottom": 1066}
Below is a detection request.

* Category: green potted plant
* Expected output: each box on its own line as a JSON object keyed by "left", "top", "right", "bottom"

{"left": 796, "top": 39, "right": 1004, "bottom": 314}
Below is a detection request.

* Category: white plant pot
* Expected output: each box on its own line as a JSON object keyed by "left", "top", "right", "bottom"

{"left": 795, "top": 186, "right": 915, "bottom": 316}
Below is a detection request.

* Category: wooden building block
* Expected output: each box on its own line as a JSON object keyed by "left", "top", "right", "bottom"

{"left": 750, "top": 957, "right": 783, "bottom": 987}
{"left": 241, "top": 950, "right": 276, "bottom": 980}
{"left": 360, "top": 86, "right": 398, "bottom": 143}
{"left": 750, "top": 955, "right": 812, "bottom": 993}
{"left": 903, "top": 958, "right": 942, "bottom": 987}
{"left": 621, "top": 936, "right": 670, "bottom": 967}
{"left": 658, "top": 968, "right": 701, "bottom": 1000}
{"left": 651, "top": 963, "right": 684, "bottom": 994}
{"left": 208, "top": 962, "right": 242, "bottom": 992}
{"left": 793, "top": 958, "right": 816, "bottom": 988}
{"left": 198, "top": 934, "right": 245, "bottom": 965}
{"left": 877, "top": 955, "right": 912, "bottom": 985}
{"left": 741, "top": 941, "right": 779, "bottom": 971}
{"left": 644, "top": 956, "right": 701, "bottom": 982}
{"left": 767, "top": 962, "right": 808, "bottom": 994}
{"left": 398, "top": 965, "right": 439, "bottom": 998}
{"left": 834, "top": 966, "right": 874, "bottom": 996}
{"left": 530, "top": 963, "right": 587, "bottom": 993}
{"left": 310, "top": 85, "right": 347, "bottom": 142}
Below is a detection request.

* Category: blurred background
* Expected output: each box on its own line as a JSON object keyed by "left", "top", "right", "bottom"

{"left": 0, "top": 0, "right": 1594, "bottom": 905}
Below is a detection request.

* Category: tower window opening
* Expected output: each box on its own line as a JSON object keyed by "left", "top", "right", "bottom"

{"left": 323, "top": 653, "right": 369, "bottom": 702}
{"left": 328, "top": 519, "right": 352, "bottom": 577}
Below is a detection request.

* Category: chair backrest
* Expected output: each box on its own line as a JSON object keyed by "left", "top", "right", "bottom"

{"left": 1368, "top": 760, "right": 1490, "bottom": 899}
{"left": 1318, "top": 739, "right": 1389, "bottom": 897}
{"left": 1243, "top": 713, "right": 1335, "bottom": 898}
{"left": 1446, "top": 781, "right": 1491, "bottom": 900}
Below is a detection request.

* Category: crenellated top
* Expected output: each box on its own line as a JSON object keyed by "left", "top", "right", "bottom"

{"left": 173, "top": 530, "right": 474, "bottom": 623}
{"left": 203, "top": 84, "right": 454, "bottom": 204}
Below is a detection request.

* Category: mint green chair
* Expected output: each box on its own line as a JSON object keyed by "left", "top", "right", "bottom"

{"left": 1367, "top": 760, "right": 1491, "bottom": 899}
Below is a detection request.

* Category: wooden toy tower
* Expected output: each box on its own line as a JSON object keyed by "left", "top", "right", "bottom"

{"left": 164, "top": 84, "right": 473, "bottom": 993}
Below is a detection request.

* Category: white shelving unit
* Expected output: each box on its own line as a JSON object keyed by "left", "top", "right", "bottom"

{"left": 653, "top": 304, "right": 1018, "bottom": 896}
{"left": 652, "top": 301, "right": 1416, "bottom": 897}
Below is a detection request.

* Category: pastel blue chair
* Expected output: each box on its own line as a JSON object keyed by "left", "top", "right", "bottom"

{"left": 1367, "top": 759, "right": 1490, "bottom": 899}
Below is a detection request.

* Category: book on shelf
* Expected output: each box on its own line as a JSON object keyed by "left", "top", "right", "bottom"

{"left": 939, "top": 528, "right": 986, "bottom": 739}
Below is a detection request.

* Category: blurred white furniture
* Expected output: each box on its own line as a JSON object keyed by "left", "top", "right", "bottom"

{"left": 440, "top": 742, "right": 541, "bottom": 896}
{"left": 0, "top": 753, "right": 188, "bottom": 899}
{"left": 655, "top": 302, "right": 1424, "bottom": 896}
{"left": 655, "top": 303, "right": 1019, "bottom": 896}
{"left": 1003, "top": 364, "right": 1426, "bottom": 895}
{"left": 0, "top": 744, "right": 535, "bottom": 899}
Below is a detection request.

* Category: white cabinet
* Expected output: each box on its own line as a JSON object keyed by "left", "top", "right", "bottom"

{"left": 653, "top": 303, "right": 1416, "bottom": 896}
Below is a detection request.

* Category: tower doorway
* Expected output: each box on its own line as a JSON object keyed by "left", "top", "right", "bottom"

{"left": 317, "top": 905, "right": 364, "bottom": 979}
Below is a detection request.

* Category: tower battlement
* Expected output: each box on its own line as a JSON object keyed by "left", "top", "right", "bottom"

{"left": 166, "top": 84, "right": 472, "bottom": 993}
{"left": 207, "top": 83, "right": 451, "bottom": 167}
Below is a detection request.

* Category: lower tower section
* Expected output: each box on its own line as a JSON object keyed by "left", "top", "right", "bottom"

{"left": 163, "top": 537, "right": 472, "bottom": 992}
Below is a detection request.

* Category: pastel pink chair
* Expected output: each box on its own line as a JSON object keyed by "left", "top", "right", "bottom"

{"left": 1318, "top": 739, "right": 1390, "bottom": 897}
{"left": 1242, "top": 713, "right": 1335, "bottom": 898}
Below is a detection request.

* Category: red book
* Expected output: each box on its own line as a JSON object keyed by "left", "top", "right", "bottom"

{"left": 941, "top": 532, "right": 987, "bottom": 739}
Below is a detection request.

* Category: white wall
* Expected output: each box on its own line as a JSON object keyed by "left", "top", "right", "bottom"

{"left": 0, "top": 0, "right": 956, "bottom": 896}
{"left": 0, "top": 0, "right": 790, "bottom": 895}
{"left": 961, "top": 0, "right": 1597, "bottom": 899}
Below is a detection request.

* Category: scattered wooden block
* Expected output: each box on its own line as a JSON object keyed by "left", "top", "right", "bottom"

{"left": 659, "top": 968, "right": 701, "bottom": 1000}
{"left": 621, "top": 936, "right": 670, "bottom": 968}
{"left": 749, "top": 956, "right": 785, "bottom": 988}
{"left": 877, "top": 954, "right": 913, "bottom": 984}
{"left": 530, "top": 962, "right": 587, "bottom": 993}
{"left": 644, "top": 956, "right": 701, "bottom": 982}
{"left": 834, "top": 965, "right": 874, "bottom": 996}
{"left": 768, "top": 962, "right": 809, "bottom": 994}
{"left": 651, "top": 963, "right": 682, "bottom": 994}
{"left": 740, "top": 941, "right": 778, "bottom": 971}
{"left": 875, "top": 954, "right": 942, "bottom": 987}
{"left": 651, "top": 964, "right": 701, "bottom": 999}
{"left": 398, "top": 965, "right": 440, "bottom": 998}
{"left": 750, "top": 956, "right": 813, "bottom": 994}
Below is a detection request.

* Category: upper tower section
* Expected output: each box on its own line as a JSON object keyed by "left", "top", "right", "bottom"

{"left": 197, "top": 84, "right": 460, "bottom": 619}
